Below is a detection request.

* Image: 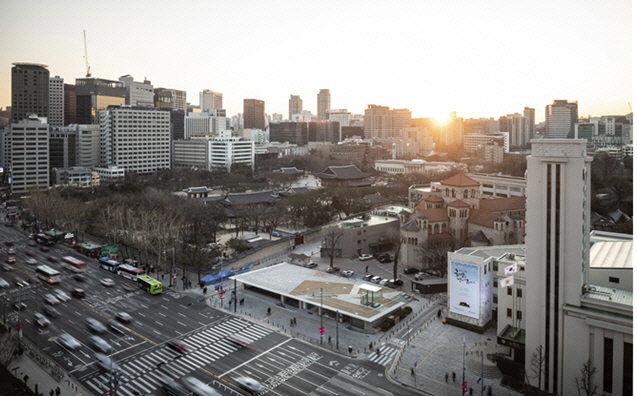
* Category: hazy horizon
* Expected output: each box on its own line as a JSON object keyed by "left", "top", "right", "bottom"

{"left": 1, "top": 0, "right": 632, "bottom": 122}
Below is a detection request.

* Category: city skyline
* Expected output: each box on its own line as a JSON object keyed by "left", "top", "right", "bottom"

{"left": 1, "top": 0, "right": 632, "bottom": 122}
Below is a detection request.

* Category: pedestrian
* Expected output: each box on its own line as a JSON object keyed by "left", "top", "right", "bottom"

{"left": 445, "top": 372, "right": 448, "bottom": 382}
{"left": 56, "top": 386, "right": 61, "bottom": 396}
{"left": 328, "top": 335, "right": 331, "bottom": 343}
{"left": 188, "top": 280, "right": 192, "bottom": 288}
{"left": 290, "top": 318, "right": 293, "bottom": 326}
{"left": 411, "top": 367, "right": 415, "bottom": 376}
{"left": 488, "top": 385, "right": 492, "bottom": 396}
{"left": 437, "top": 309, "right": 441, "bottom": 318}
{"left": 452, "top": 371, "right": 456, "bottom": 382}
{"left": 293, "top": 318, "right": 296, "bottom": 325}
{"left": 369, "top": 342, "right": 373, "bottom": 350}
{"left": 23, "top": 375, "right": 28, "bottom": 386}
{"left": 365, "top": 265, "right": 368, "bottom": 273}
{"left": 162, "top": 274, "right": 164, "bottom": 281}
{"left": 203, "top": 287, "right": 207, "bottom": 295}
{"left": 470, "top": 387, "right": 473, "bottom": 395}
{"left": 50, "top": 390, "right": 54, "bottom": 396}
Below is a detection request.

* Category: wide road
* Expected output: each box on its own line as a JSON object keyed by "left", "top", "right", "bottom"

{"left": 0, "top": 226, "right": 411, "bottom": 396}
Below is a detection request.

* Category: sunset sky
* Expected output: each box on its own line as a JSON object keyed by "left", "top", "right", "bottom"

{"left": 0, "top": 0, "right": 632, "bottom": 122}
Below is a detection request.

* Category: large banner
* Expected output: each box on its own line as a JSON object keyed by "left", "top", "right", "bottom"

{"left": 449, "top": 261, "right": 480, "bottom": 319}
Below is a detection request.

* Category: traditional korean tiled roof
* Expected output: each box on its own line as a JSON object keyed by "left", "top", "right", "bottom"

{"left": 479, "top": 196, "right": 526, "bottom": 213}
{"left": 278, "top": 167, "right": 304, "bottom": 175}
{"left": 223, "top": 190, "right": 279, "bottom": 205}
{"left": 183, "top": 186, "right": 213, "bottom": 194}
{"left": 440, "top": 173, "right": 480, "bottom": 187}
{"left": 316, "top": 165, "right": 369, "bottom": 180}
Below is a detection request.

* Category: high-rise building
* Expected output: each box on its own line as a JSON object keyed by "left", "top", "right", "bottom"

{"left": 185, "top": 110, "right": 226, "bottom": 139}
{"left": 8, "top": 115, "right": 49, "bottom": 194}
{"left": 524, "top": 107, "right": 535, "bottom": 140}
{"left": 211, "top": 132, "right": 255, "bottom": 172}
{"left": 75, "top": 78, "right": 126, "bottom": 124}
{"left": 317, "top": 89, "right": 330, "bottom": 121}
{"left": 49, "top": 126, "right": 78, "bottom": 170}
{"left": 364, "top": 105, "right": 391, "bottom": 139}
{"left": 390, "top": 108, "right": 412, "bottom": 138}
{"left": 440, "top": 112, "right": 464, "bottom": 147}
{"left": 99, "top": 106, "right": 170, "bottom": 174}
{"left": 11, "top": 63, "right": 49, "bottom": 123}
{"left": 243, "top": 99, "right": 265, "bottom": 130}
{"left": 48, "top": 76, "right": 64, "bottom": 127}
{"left": 118, "top": 75, "right": 154, "bottom": 107}
{"left": 154, "top": 88, "right": 187, "bottom": 113}
{"left": 64, "top": 84, "right": 76, "bottom": 125}
{"left": 200, "top": 89, "right": 223, "bottom": 112}
{"left": 545, "top": 100, "right": 578, "bottom": 138}
{"left": 289, "top": 95, "right": 303, "bottom": 120}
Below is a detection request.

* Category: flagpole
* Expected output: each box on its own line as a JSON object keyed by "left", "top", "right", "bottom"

{"left": 462, "top": 335, "right": 466, "bottom": 395}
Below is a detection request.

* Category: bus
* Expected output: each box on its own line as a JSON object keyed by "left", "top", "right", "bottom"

{"left": 62, "top": 256, "right": 87, "bottom": 273}
{"left": 117, "top": 264, "right": 145, "bottom": 281}
{"left": 36, "top": 265, "right": 62, "bottom": 284}
{"left": 137, "top": 275, "right": 162, "bottom": 295}
{"left": 98, "top": 257, "right": 121, "bottom": 272}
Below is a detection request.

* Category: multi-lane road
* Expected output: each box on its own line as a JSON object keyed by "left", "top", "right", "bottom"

{"left": 1, "top": 225, "right": 410, "bottom": 395}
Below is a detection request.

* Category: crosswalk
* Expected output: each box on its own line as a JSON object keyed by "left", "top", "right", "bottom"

{"left": 82, "top": 317, "right": 272, "bottom": 396}
{"left": 367, "top": 344, "right": 399, "bottom": 366}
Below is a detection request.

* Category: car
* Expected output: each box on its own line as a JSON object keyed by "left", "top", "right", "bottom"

{"left": 403, "top": 267, "right": 419, "bottom": 274}
{"left": 271, "top": 231, "right": 281, "bottom": 237}
{"left": 26, "top": 258, "right": 37, "bottom": 265}
{"left": 389, "top": 279, "right": 404, "bottom": 287}
{"left": 33, "top": 313, "right": 50, "bottom": 327}
{"left": 47, "top": 256, "right": 58, "bottom": 262}
{"left": 414, "top": 272, "right": 425, "bottom": 280}
{"left": 326, "top": 267, "right": 340, "bottom": 274}
{"left": 4, "top": 241, "right": 13, "bottom": 246}
{"left": 44, "top": 294, "right": 61, "bottom": 305}
{"left": 71, "top": 288, "right": 86, "bottom": 299}
{"left": 116, "top": 312, "right": 133, "bottom": 323}
{"left": 40, "top": 246, "right": 49, "bottom": 252}
{"left": 0, "top": 278, "right": 9, "bottom": 288}
{"left": 5, "top": 257, "right": 16, "bottom": 264}
{"left": 100, "top": 278, "right": 115, "bottom": 287}
{"left": 234, "top": 377, "right": 263, "bottom": 395}
{"left": 358, "top": 254, "right": 373, "bottom": 261}
{"left": 379, "top": 278, "right": 390, "bottom": 286}
{"left": 89, "top": 335, "right": 112, "bottom": 354}
{"left": 371, "top": 276, "right": 382, "bottom": 283}
{"left": 27, "top": 276, "right": 39, "bottom": 284}
{"left": 7, "top": 248, "right": 16, "bottom": 255}
{"left": 59, "top": 333, "right": 81, "bottom": 350}
{"left": 86, "top": 318, "right": 107, "bottom": 333}
{"left": 341, "top": 270, "right": 354, "bottom": 277}
{"left": 13, "top": 277, "right": 28, "bottom": 287}
{"left": 378, "top": 255, "right": 392, "bottom": 263}
{"left": 121, "top": 283, "right": 137, "bottom": 292}
{"left": 183, "top": 376, "right": 221, "bottom": 396}
{"left": 73, "top": 274, "right": 87, "bottom": 282}
{"left": 95, "top": 353, "right": 119, "bottom": 372}
{"left": 53, "top": 290, "right": 70, "bottom": 302}
{"left": 2, "top": 264, "right": 14, "bottom": 271}
{"left": 425, "top": 270, "right": 441, "bottom": 277}
{"left": 25, "top": 251, "right": 34, "bottom": 257}
{"left": 167, "top": 340, "right": 190, "bottom": 355}
{"left": 304, "top": 262, "right": 317, "bottom": 268}
{"left": 14, "top": 301, "right": 27, "bottom": 310}
{"left": 44, "top": 306, "right": 60, "bottom": 318}
{"left": 28, "top": 240, "right": 37, "bottom": 247}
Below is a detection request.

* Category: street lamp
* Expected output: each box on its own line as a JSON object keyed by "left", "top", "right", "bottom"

{"left": 163, "top": 248, "right": 175, "bottom": 287}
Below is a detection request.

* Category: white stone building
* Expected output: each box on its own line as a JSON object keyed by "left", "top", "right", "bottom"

{"left": 8, "top": 116, "right": 49, "bottom": 194}
{"left": 118, "top": 75, "right": 154, "bottom": 107}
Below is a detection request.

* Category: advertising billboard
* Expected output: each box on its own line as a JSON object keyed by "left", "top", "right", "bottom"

{"left": 449, "top": 260, "right": 480, "bottom": 319}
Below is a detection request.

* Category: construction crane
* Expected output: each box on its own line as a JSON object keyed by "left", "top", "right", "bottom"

{"left": 629, "top": 102, "right": 633, "bottom": 113}
{"left": 83, "top": 30, "right": 91, "bottom": 78}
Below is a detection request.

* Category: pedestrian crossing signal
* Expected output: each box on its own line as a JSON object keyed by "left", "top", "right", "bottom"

{"left": 319, "top": 327, "right": 325, "bottom": 336}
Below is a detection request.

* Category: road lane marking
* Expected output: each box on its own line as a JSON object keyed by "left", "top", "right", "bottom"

{"left": 220, "top": 338, "right": 291, "bottom": 378}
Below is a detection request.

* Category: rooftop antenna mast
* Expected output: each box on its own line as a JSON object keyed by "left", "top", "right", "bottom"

{"left": 83, "top": 30, "right": 91, "bottom": 78}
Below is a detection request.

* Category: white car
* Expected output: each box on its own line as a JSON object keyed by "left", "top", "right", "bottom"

{"left": 59, "top": 333, "right": 81, "bottom": 350}
{"left": 379, "top": 279, "right": 390, "bottom": 286}
{"left": 53, "top": 289, "right": 70, "bottom": 302}
{"left": 234, "top": 377, "right": 263, "bottom": 395}
{"left": 414, "top": 272, "right": 425, "bottom": 280}
{"left": 89, "top": 335, "right": 112, "bottom": 354}
{"left": 183, "top": 377, "right": 221, "bottom": 396}
{"left": 0, "top": 278, "right": 9, "bottom": 288}
{"left": 371, "top": 276, "right": 382, "bottom": 283}
{"left": 358, "top": 254, "right": 373, "bottom": 261}
{"left": 95, "top": 353, "right": 118, "bottom": 372}
{"left": 342, "top": 270, "right": 354, "bottom": 277}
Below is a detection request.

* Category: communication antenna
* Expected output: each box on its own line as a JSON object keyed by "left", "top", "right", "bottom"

{"left": 83, "top": 30, "right": 91, "bottom": 78}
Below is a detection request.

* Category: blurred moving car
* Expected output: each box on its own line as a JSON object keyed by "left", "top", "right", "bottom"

{"left": 183, "top": 377, "right": 221, "bottom": 396}
{"left": 95, "top": 353, "right": 118, "bottom": 372}
{"left": 47, "top": 256, "right": 58, "bottom": 262}
{"left": 7, "top": 248, "right": 16, "bottom": 255}
{"left": 116, "top": 312, "right": 133, "bottom": 323}
{"left": 71, "top": 288, "right": 86, "bottom": 298}
{"left": 100, "top": 278, "right": 115, "bottom": 287}
{"left": 40, "top": 246, "right": 49, "bottom": 252}
{"left": 44, "top": 305, "right": 60, "bottom": 318}
{"left": 89, "top": 335, "right": 112, "bottom": 354}
{"left": 27, "top": 276, "right": 39, "bottom": 284}
{"left": 2, "top": 264, "right": 14, "bottom": 271}
{"left": 53, "top": 290, "right": 70, "bottom": 302}
{"left": 160, "top": 383, "right": 188, "bottom": 396}
{"left": 73, "top": 274, "right": 87, "bottom": 282}
{"left": 234, "top": 377, "right": 263, "bottom": 395}
{"left": 59, "top": 333, "right": 81, "bottom": 350}
{"left": 0, "top": 278, "right": 9, "bottom": 288}
{"left": 86, "top": 318, "right": 107, "bottom": 333}
{"left": 5, "top": 257, "right": 16, "bottom": 264}
{"left": 14, "top": 301, "right": 27, "bottom": 310}
{"left": 26, "top": 258, "right": 38, "bottom": 265}
{"left": 14, "top": 277, "right": 28, "bottom": 287}
{"left": 167, "top": 340, "right": 190, "bottom": 355}
{"left": 110, "top": 322, "right": 126, "bottom": 335}
{"left": 33, "top": 313, "right": 50, "bottom": 327}
{"left": 44, "top": 294, "right": 61, "bottom": 305}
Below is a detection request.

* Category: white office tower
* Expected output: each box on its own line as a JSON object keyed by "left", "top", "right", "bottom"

{"left": 525, "top": 139, "right": 632, "bottom": 395}
{"left": 71, "top": 124, "right": 101, "bottom": 167}
{"left": 185, "top": 110, "right": 226, "bottom": 139}
{"left": 364, "top": 105, "right": 391, "bottom": 139}
{"left": 118, "top": 75, "right": 155, "bottom": 107}
{"left": 291, "top": 110, "right": 315, "bottom": 122}
{"left": 9, "top": 115, "right": 49, "bottom": 194}
{"left": 211, "top": 134, "right": 255, "bottom": 172}
{"left": 49, "top": 76, "right": 64, "bottom": 127}
{"left": 99, "top": 106, "right": 170, "bottom": 174}
{"left": 545, "top": 100, "right": 578, "bottom": 139}
{"left": 289, "top": 95, "right": 303, "bottom": 120}
{"left": 200, "top": 89, "right": 223, "bottom": 112}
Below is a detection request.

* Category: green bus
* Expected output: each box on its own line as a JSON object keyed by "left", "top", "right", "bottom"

{"left": 137, "top": 275, "right": 163, "bottom": 295}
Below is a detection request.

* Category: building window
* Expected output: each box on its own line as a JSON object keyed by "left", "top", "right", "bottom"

{"left": 506, "top": 308, "right": 512, "bottom": 318}
{"left": 609, "top": 277, "right": 619, "bottom": 284}
{"left": 517, "top": 288, "right": 522, "bottom": 298}
{"left": 507, "top": 287, "right": 512, "bottom": 296}
{"left": 516, "top": 310, "right": 522, "bottom": 320}
{"left": 493, "top": 279, "right": 498, "bottom": 287}
{"left": 493, "top": 295, "right": 498, "bottom": 304}
{"left": 603, "top": 337, "right": 613, "bottom": 393}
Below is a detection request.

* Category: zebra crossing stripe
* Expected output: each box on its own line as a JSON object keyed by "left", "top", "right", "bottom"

{"left": 181, "top": 352, "right": 209, "bottom": 367}
{"left": 86, "top": 381, "right": 103, "bottom": 395}
{"left": 133, "top": 376, "right": 154, "bottom": 392}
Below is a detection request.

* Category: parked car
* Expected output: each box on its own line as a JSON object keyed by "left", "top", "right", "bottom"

{"left": 378, "top": 255, "right": 393, "bottom": 263}
{"left": 304, "top": 262, "right": 317, "bottom": 268}
{"left": 403, "top": 267, "right": 419, "bottom": 274}
{"left": 425, "top": 270, "right": 441, "bottom": 277}
{"left": 363, "top": 274, "right": 375, "bottom": 282}
{"left": 379, "top": 279, "right": 390, "bottom": 286}
{"left": 389, "top": 279, "right": 404, "bottom": 287}
{"left": 358, "top": 254, "right": 373, "bottom": 261}
{"left": 341, "top": 270, "right": 354, "bottom": 277}
{"left": 371, "top": 276, "right": 382, "bottom": 283}
{"left": 414, "top": 272, "right": 425, "bottom": 280}
{"left": 271, "top": 231, "right": 281, "bottom": 237}
{"left": 326, "top": 267, "right": 340, "bottom": 274}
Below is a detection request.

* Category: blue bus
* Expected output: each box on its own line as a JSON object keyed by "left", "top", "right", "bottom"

{"left": 98, "top": 257, "right": 121, "bottom": 272}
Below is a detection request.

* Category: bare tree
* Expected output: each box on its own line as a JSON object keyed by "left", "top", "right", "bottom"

{"left": 322, "top": 225, "right": 344, "bottom": 268}
{"left": 0, "top": 330, "right": 19, "bottom": 369}
{"left": 417, "top": 238, "right": 459, "bottom": 277}
{"left": 526, "top": 345, "right": 546, "bottom": 392}
{"left": 574, "top": 360, "right": 599, "bottom": 396}
{"left": 385, "top": 229, "right": 405, "bottom": 280}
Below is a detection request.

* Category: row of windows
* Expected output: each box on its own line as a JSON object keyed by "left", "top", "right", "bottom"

{"left": 445, "top": 189, "right": 477, "bottom": 199}
{"left": 506, "top": 308, "right": 522, "bottom": 320}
